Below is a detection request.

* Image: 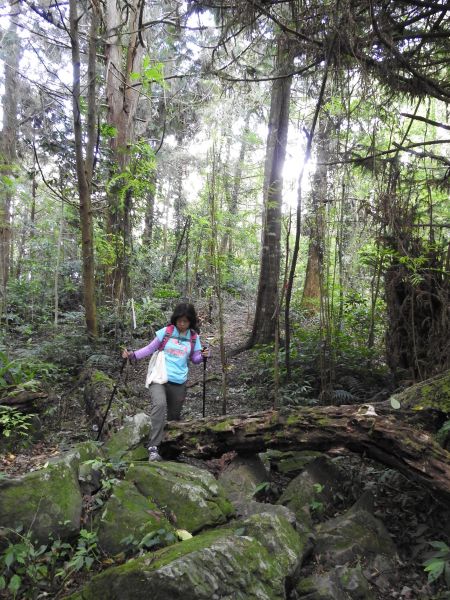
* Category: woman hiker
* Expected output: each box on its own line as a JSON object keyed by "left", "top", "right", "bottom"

{"left": 122, "top": 302, "right": 209, "bottom": 461}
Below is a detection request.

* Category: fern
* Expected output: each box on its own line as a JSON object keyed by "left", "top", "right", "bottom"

{"left": 331, "top": 389, "right": 358, "bottom": 405}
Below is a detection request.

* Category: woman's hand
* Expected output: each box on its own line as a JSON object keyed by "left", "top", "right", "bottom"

{"left": 122, "top": 349, "right": 132, "bottom": 360}
{"left": 201, "top": 347, "right": 210, "bottom": 359}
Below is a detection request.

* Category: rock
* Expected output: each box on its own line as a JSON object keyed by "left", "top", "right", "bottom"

{"left": 68, "top": 511, "right": 304, "bottom": 600}
{"left": 126, "top": 461, "right": 234, "bottom": 533}
{"left": 314, "top": 506, "right": 397, "bottom": 568}
{"left": 121, "top": 445, "right": 149, "bottom": 462}
{"left": 0, "top": 461, "right": 82, "bottom": 546}
{"left": 85, "top": 355, "right": 115, "bottom": 370}
{"left": 233, "top": 499, "right": 298, "bottom": 526}
{"left": 49, "top": 440, "right": 105, "bottom": 495}
{"left": 277, "top": 456, "right": 346, "bottom": 530}
{"left": 96, "top": 479, "right": 174, "bottom": 556}
{"left": 294, "top": 571, "right": 348, "bottom": 600}
{"left": 261, "top": 450, "right": 324, "bottom": 476}
{"left": 218, "top": 455, "right": 268, "bottom": 505}
{"left": 337, "top": 564, "right": 376, "bottom": 599}
{"left": 235, "top": 511, "right": 308, "bottom": 575}
{"left": 389, "top": 369, "right": 450, "bottom": 413}
{"left": 294, "top": 565, "right": 376, "bottom": 599}
{"left": 104, "top": 413, "right": 151, "bottom": 462}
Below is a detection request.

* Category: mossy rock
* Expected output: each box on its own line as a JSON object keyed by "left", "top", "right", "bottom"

{"left": 295, "top": 572, "right": 348, "bottom": 600}
{"left": 48, "top": 440, "right": 102, "bottom": 472}
{"left": 126, "top": 461, "right": 234, "bottom": 533}
{"left": 218, "top": 455, "right": 268, "bottom": 505}
{"left": 390, "top": 369, "right": 450, "bottom": 413}
{"left": 337, "top": 564, "right": 376, "bottom": 599}
{"left": 104, "top": 413, "right": 151, "bottom": 462}
{"left": 121, "top": 445, "right": 148, "bottom": 462}
{"left": 261, "top": 450, "right": 324, "bottom": 476}
{"left": 95, "top": 479, "right": 174, "bottom": 556}
{"left": 75, "top": 441, "right": 105, "bottom": 494}
{"left": 277, "top": 456, "right": 346, "bottom": 530}
{"left": 0, "top": 462, "right": 82, "bottom": 545}
{"left": 315, "top": 507, "right": 397, "bottom": 567}
{"left": 229, "top": 498, "right": 298, "bottom": 527}
{"left": 233, "top": 511, "right": 307, "bottom": 574}
{"left": 68, "top": 512, "right": 303, "bottom": 600}
{"left": 48, "top": 440, "right": 105, "bottom": 495}
{"left": 295, "top": 564, "right": 376, "bottom": 600}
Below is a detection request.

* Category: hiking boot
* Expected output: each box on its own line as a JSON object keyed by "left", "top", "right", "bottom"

{"left": 148, "top": 446, "right": 162, "bottom": 462}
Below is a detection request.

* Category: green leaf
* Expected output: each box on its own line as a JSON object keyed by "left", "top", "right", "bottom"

{"left": 252, "top": 481, "right": 270, "bottom": 496}
{"left": 175, "top": 529, "right": 192, "bottom": 541}
{"left": 8, "top": 574, "right": 21, "bottom": 594}
{"left": 4, "top": 551, "right": 15, "bottom": 568}
{"left": 0, "top": 576, "right": 6, "bottom": 590}
{"left": 390, "top": 398, "right": 401, "bottom": 410}
{"left": 424, "top": 558, "right": 445, "bottom": 582}
{"left": 429, "top": 541, "right": 449, "bottom": 552}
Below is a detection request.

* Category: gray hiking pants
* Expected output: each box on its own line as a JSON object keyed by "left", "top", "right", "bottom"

{"left": 147, "top": 382, "right": 186, "bottom": 447}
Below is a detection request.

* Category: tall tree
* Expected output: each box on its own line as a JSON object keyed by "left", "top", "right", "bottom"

{"left": 69, "top": 0, "right": 98, "bottom": 337}
{"left": 0, "top": 4, "right": 21, "bottom": 314}
{"left": 104, "top": 0, "right": 145, "bottom": 303}
{"left": 300, "top": 118, "right": 331, "bottom": 313}
{"left": 249, "top": 35, "right": 293, "bottom": 347}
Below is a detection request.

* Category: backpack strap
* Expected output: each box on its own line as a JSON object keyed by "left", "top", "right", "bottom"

{"left": 189, "top": 330, "right": 198, "bottom": 357}
{"left": 159, "top": 324, "right": 175, "bottom": 351}
{"left": 159, "top": 324, "right": 198, "bottom": 357}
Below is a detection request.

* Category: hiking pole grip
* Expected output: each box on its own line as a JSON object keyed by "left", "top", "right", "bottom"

{"left": 97, "top": 357, "right": 127, "bottom": 441}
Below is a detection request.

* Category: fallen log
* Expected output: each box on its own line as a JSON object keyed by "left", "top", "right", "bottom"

{"left": 162, "top": 404, "right": 450, "bottom": 504}
{"left": 0, "top": 389, "right": 47, "bottom": 412}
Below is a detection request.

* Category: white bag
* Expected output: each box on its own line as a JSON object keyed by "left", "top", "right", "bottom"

{"left": 145, "top": 350, "right": 168, "bottom": 387}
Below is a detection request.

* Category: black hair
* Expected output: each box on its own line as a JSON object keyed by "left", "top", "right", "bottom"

{"left": 170, "top": 302, "right": 199, "bottom": 333}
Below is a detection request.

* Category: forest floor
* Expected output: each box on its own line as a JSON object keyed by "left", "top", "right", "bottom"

{"left": 1, "top": 297, "right": 449, "bottom": 599}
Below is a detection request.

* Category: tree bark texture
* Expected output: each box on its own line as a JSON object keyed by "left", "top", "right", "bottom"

{"left": 0, "top": 8, "right": 20, "bottom": 311}
{"left": 301, "top": 242, "right": 322, "bottom": 312}
{"left": 162, "top": 404, "right": 450, "bottom": 503}
{"left": 220, "top": 110, "right": 252, "bottom": 256}
{"left": 385, "top": 261, "right": 450, "bottom": 381}
{"left": 301, "top": 118, "right": 330, "bottom": 313}
{"left": 104, "top": 0, "right": 143, "bottom": 303}
{"left": 249, "top": 36, "right": 293, "bottom": 347}
{"left": 381, "top": 162, "right": 450, "bottom": 381}
{"left": 69, "top": 0, "right": 98, "bottom": 337}
{"left": 143, "top": 170, "right": 157, "bottom": 246}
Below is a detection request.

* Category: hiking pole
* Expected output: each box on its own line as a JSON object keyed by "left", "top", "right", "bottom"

{"left": 202, "top": 345, "right": 208, "bottom": 418}
{"left": 96, "top": 357, "right": 127, "bottom": 441}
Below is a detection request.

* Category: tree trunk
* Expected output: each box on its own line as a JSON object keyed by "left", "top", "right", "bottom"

{"left": 381, "top": 163, "right": 449, "bottom": 381}
{"left": 284, "top": 71, "right": 331, "bottom": 378}
{"left": 162, "top": 402, "right": 450, "bottom": 503}
{"left": 174, "top": 133, "right": 187, "bottom": 247}
{"left": 54, "top": 200, "right": 64, "bottom": 327}
{"left": 143, "top": 171, "right": 157, "bottom": 246}
{"left": 0, "top": 7, "right": 20, "bottom": 313}
{"left": 300, "top": 118, "right": 330, "bottom": 313}
{"left": 104, "top": 0, "right": 143, "bottom": 303}
{"left": 69, "top": 0, "right": 98, "bottom": 337}
{"left": 220, "top": 110, "right": 252, "bottom": 256}
{"left": 301, "top": 241, "right": 322, "bottom": 312}
{"left": 249, "top": 36, "right": 293, "bottom": 347}
{"left": 208, "top": 153, "right": 228, "bottom": 414}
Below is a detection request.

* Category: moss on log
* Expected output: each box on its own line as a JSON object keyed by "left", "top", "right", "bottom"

{"left": 162, "top": 402, "right": 450, "bottom": 504}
